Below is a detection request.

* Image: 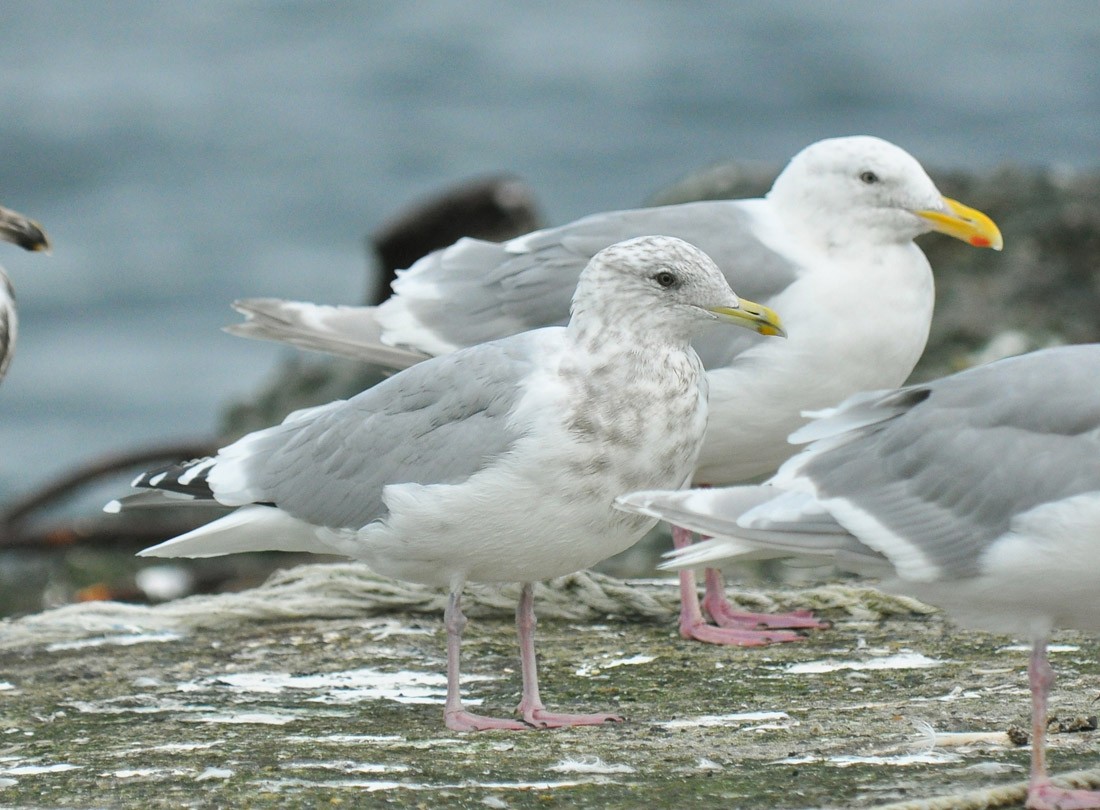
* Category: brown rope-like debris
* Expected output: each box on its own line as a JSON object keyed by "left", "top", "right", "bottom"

{"left": 0, "top": 563, "right": 933, "bottom": 651}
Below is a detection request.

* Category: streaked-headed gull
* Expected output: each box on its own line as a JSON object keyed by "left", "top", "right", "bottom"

{"left": 227, "top": 136, "right": 1003, "bottom": 645}
{"left": 111, "top": 236, "right": 786, "bottom": 732}
{"left": 0, "top": 203, "right": 50, "bottom": 382}
{"left": 617, "top": 345, "right": 1100, "bottom": 809}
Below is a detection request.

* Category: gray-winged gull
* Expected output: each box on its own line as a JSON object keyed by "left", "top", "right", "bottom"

{"left": 0, "top": 203, "right": 51, "bottom": 382}
{"left": 226, "top": 135, "right": 1003, "bottom": 646}
{"left": 111, "top": 236, "right": 786, "bottom": 732}
{"left": 617, "top": 344, "right": 1100, "bottom": 809}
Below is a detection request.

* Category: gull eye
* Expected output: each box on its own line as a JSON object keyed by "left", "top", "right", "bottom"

{"left": 859, "top": 170, "right": 880, "bottom": 184}
{"left": 653, "top": 271, "right": 677, "bottom": 288}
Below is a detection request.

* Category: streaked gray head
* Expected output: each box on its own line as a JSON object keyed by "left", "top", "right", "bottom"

{"left": 569, "top": 235, "right": 784, "bottom": 344}
{"left": 569, "top": 235, "right": 733, "bottom": 335}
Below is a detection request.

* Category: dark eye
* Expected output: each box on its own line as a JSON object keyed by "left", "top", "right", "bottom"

{"left": 653, "top": 271, "right": 677, "bottom": 288}
{"left": 859, "top": 170, "right": 880, "bottom": 184}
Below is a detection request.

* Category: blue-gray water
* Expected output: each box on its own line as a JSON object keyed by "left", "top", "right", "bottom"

{"left": 0, "top": 1, "right": 1098, "bottom": 498}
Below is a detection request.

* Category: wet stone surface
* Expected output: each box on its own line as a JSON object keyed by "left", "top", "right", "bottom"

{"left": 2, "top": 596, "right": 1099, "bottom": 809}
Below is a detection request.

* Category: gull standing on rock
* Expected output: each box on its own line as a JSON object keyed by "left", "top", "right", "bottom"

{"left": 227, "top": 136, "right": 1003, "bottom": 645}
{"left": 618, "top": 345, "right": 1100, "bottom": 810}
{"left": 0, "top": 203, "right": 51, "bottom": 383}
{"left": 112, "top": 236, "right": 786, "bottom": 732}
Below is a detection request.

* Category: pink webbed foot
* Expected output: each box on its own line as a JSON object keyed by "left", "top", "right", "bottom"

{"left": 444, "top": 588, "right": 532, "bottom": 732}
{"left": 672, "top": 527, "right": 820, "bottom": 646}
{"left": 673, "top": 556, "right": 804, "bottom": 645}
{"left": 445, "top": 709, "right": 530, "bottom": 732}
{"left": 510, "top": 582, "right": 624, "bottom": 729}
{"left": 521, "top": 706, "right": 624, "bottom": 729}
{"left": 702, "top": 587, "right": 828, "bottom": 631}
{"left": 1027, "top": 780, "right": 1100, "bottom": 810}
{"left": 702, "top": 567, "right": 828, "bottom": 631}
{"left": 679, "top": 615, "right": 803, "bottom": 647}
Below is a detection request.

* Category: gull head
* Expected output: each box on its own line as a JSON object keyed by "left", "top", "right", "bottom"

{"left": 0, "top": 204, "right": 50, "bottom": 254}
{"left": 570, "top": 235, "right": 785, "bottom": 343}
{"left": 768, "top": 135, "right": 1002, "bottom": 250}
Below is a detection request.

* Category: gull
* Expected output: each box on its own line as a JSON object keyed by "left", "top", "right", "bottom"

{"left": 617, "top": 344, "right": 1100, "bottom": 809}
{"left": 0, "top": 203, "right": 51, "bottom": 382}
{"left": 112, "top": 236, "right": 786, "bottom": 731}
{"left": 227, "top": 135, "right": 1003, "bottom": 645}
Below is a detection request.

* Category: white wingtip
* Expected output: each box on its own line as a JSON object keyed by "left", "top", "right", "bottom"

{"left": 612, "top": 490, "right": 668, "bottom": 520}
{"left": 103, "top": 499, "right": 122, "bottom": 514}
{"left": 658, "top": 537, "right": 761, "bottom": 571}
{"left": 616, "top": 486, "right": 775, "bottom": 539}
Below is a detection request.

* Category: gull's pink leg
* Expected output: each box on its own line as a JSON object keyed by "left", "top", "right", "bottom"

{"left": 1025, "top": 638, "right": 1100, "bottom": 809}
{"left": 673, "top": 525, "right": 802, "bottom": 646}
{"left": 702, "top": 567, "right": 827, "bottom": 631}
{"left": 515, "top": 582, "right": 623, "bottom": 728}
{"left": 443, "top": 587, "right": 528, "bottom": 732}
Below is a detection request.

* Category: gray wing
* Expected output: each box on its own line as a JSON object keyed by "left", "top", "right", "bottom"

{"left": 386, "top": 199, "right": 801, "bottom": 359}
{"left": 232, "top": 331, "right": 547, "bottom": 529}
{"left": 784, "top": 345, "right": 1100, "bottom": 580}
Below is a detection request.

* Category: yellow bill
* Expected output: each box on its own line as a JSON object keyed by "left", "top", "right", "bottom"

{"left": 915, "top": 197, "right": 1003, "bottom": 251}
{"left": 708, "top": 299, "right": 786, "bottom": 338}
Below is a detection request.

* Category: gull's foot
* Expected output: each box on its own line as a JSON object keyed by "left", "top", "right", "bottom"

{"left": 522, "top": 708, "right": 624, "bottom": 729}
{"left": 703, "top": 591, "right": 828, "bottom": 631}
{"left": 1027, "top": 781, "right": 1100, "bottom": 810}
{"left": 679, "top": 617, "right": 804, "bottom": 646}
{"left": 445, "top": 709, "right": 531, "bottom": 732}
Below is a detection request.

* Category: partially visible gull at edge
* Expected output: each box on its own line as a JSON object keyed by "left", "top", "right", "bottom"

{"left": 617, "top": 344, "right": 1100, "bottom": 810}
{"left": 227, "top": 135, "right": 1003, "bottom": 646}
{"left": 0, "top": 203, "right": 51, "bottom": 383}
{"left": 108, "top": 236, "right": 786, "bottom": 732}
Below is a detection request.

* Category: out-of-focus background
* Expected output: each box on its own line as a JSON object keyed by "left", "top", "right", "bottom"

{"left": 1, "top": 2, "right": 1098, "bottom": 614}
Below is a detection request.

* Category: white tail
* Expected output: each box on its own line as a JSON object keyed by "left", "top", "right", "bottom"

{"left": 226, "top": 298, "right": 430, "bottom": 369}
{"left": 137, "top": 505, "right": 326, "bottom": 558}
